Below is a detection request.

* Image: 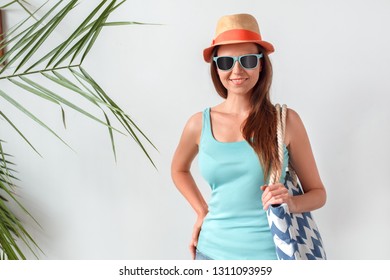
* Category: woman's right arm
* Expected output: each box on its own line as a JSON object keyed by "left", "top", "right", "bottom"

{"left": 171, "top": 112, "right": 208, "bottom": 259}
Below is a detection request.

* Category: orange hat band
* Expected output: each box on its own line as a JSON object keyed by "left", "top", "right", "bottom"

{"left": 212, "top": 29, "right": 262, "bottom": 45}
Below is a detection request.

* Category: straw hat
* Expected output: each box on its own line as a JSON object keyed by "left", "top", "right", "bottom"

{"left": 203, "top": 13, "right": 274, "bottom": 62}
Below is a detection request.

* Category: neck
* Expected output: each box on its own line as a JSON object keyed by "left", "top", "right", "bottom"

{"left": 222, "top": 92, "right": 252, "bottom": 115}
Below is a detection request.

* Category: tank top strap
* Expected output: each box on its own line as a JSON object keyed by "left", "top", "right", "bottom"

{"left": 201, "top": 107, "right": 213, "bottom": 144}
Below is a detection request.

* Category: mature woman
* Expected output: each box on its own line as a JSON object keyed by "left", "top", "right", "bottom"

{"left": 171, "top": 13, "right": 326, "bottom": 260}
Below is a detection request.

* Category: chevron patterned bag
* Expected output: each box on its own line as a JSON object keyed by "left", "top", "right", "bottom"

{"left": 266, "top": 104, "right": 326, "bottom": 260}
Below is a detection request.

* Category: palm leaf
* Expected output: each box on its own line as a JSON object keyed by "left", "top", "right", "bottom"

{"left": 0, "top": 89, "right": 73, "bottom": 150}
{"left": 0, "top": 142, "right": 42, "bottom": 259}
{"left": 78, "top": 66, "right": 157, "bottom": 168}
{"left": 13, "top": 0, "right": 78, "bottom": 73}
{"left": 16, "top": 0, "right": 40, "bottom": 21}
{"left": 45, "top": 0, "right": 108, "bottom": 68}
{"left": 0, "top": 1, "right": 49, "bottom": 63}
{"left": 68, "top": 68, "right": 117, "bottom": 160}
{"left": 0, "top": 0, "right": 158, "bottom": 259}
{"left": 0, "top": 0, "right": 63, "bottom": 72}
{"left": 0, "top": 1, "right": 18, "bottom": 9}
{"left": 54, "top": 0, "right": 111, "bottom": 68}
{"left": 78, "top": 0, "right": 115, "bottom": 64}
{"left": 0, "top": 112, "right": 42, "bottom": 157}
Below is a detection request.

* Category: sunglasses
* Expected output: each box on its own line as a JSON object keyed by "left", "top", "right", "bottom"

{"left": 213, "top": 53, "right": 263, "bottom": 71}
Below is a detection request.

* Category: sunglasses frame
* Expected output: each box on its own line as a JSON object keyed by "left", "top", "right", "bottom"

{"left": 212, "top": 53, "right": 263, "bottom": 71}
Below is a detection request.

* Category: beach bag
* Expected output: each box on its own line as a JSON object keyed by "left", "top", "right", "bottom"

{"left": 267, "top": 104, "right": 327, "bottom": 260}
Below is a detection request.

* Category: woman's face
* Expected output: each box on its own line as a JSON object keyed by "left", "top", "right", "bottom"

{"left": 216, "top": 42, "right": 261, "bottom": 96}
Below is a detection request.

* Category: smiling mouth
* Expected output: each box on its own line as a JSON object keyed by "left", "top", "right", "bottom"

{"left": 229, "top": 78, "right": 247, "bottom": 85}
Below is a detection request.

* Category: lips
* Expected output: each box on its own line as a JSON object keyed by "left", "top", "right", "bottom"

{"left": 229, "top": 78, "right": 247, "bottom": 85}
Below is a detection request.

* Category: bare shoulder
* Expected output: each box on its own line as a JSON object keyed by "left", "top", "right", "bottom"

{"left": 286, "top": 108, "right": 302, "bottom": 126}
{"left": 284, "top": 108, "right": 307, "bottom": 147}
{"left": 182, "top": 111, "right": 203, "bottom": 145}
{"left": 185, "top": 111, "right": 203, "bottom": 133}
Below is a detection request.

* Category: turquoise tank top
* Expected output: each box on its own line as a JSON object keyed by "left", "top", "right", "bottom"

{"left": 197, "top": 107, "right": 289, "bottom": 260}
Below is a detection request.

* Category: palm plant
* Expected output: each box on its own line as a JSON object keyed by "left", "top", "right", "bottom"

{"left": 0, "top": 0, "right": 156, "bottom": 259}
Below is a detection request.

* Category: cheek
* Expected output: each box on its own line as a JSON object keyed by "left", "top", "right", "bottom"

{"left": 217, "top": 71, "right": 230, "bottom": 83}
{"left": 253, "top": 66, "right": 261, "bottom": 81}
{"left": 217, "top": 69, "right": 227, "bottom": 77}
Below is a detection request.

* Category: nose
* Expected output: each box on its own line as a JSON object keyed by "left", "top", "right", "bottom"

{"left": 232, "top": 60, "right": 244, "bottom": 73}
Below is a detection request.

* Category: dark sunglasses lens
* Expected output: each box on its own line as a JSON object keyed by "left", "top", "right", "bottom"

{"left": 216, "top": 57, "right": 234, "bottom": 70}
{"left": 240, "top": 55, "right": 258, "bottom": 69}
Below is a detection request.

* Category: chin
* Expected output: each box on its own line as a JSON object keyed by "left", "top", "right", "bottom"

{"left": 230, "top": 88, "right": 252, "bottom": 96}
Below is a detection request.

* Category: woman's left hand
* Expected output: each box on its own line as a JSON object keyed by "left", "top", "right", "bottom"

{"left": 261, "top": 183, "right": 290, "bottom": 210}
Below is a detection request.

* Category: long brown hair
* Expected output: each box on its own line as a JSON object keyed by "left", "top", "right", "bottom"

{"left": 210, "top": 45, "right": 278, "bottom": 181}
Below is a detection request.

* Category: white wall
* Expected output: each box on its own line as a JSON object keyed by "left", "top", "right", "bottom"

{"left": 2, "top": 0, "right": 390, "bottom": 259}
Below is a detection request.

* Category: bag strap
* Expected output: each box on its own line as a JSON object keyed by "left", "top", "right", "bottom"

{"left": 269, "top": 104, "right": 298, "bottom": 186}
{"left": 269, "top": 104, "right": 284, "bottom": 184}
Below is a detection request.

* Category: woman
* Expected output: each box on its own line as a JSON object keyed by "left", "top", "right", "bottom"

{"left": 171, "top": 13, "right": 326, "bottom": 260}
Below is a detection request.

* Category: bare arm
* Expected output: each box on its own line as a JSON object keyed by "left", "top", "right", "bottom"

{"left": 262, "top": 108, "right": 326, "bottom": 213}
{"left": 171, "top": 112, "right": 208, "bottom": 258}
{"left": 284, "top": 108, "right": 326, "bottom": 213}
{"left": 171, "top": 112, "right": 208, "bottom": 216}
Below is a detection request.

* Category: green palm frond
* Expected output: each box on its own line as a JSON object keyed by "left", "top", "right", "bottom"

{"left": 0, "top": 140, "right": 42, "bottom": 260}
{"left": 0, "top": 0, "right": 157, "bottom": 259}
{"left": 0, "top": 1, "right": 18, "bottom": 9}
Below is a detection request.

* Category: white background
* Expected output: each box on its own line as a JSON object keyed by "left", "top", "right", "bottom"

{"left": 1, "top": 0, "right": 389, "bottom": 260}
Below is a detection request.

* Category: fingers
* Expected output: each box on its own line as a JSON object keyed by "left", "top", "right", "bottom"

{"left": 189, "top": 230, "right": 198, "bottom": 260}
{"left": 263, "top": 195, "right": 287, "bottom": 210}
{"left": 189, "top": 218, "right": 203, "bottom": 260}
{"left": 189, "top": 237, "right": 198, "bottom": 260}
{"left": 262, "top": 185, "right": 287, "bottom": 201}
{"left": 261, "top": 183, "right": 289, "bottom": 210}
{"left": 189, "top": 242, "right": 196, "bottom": 260}
{"left": 191, "top": 223, "right": 201, "bottom": 247}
